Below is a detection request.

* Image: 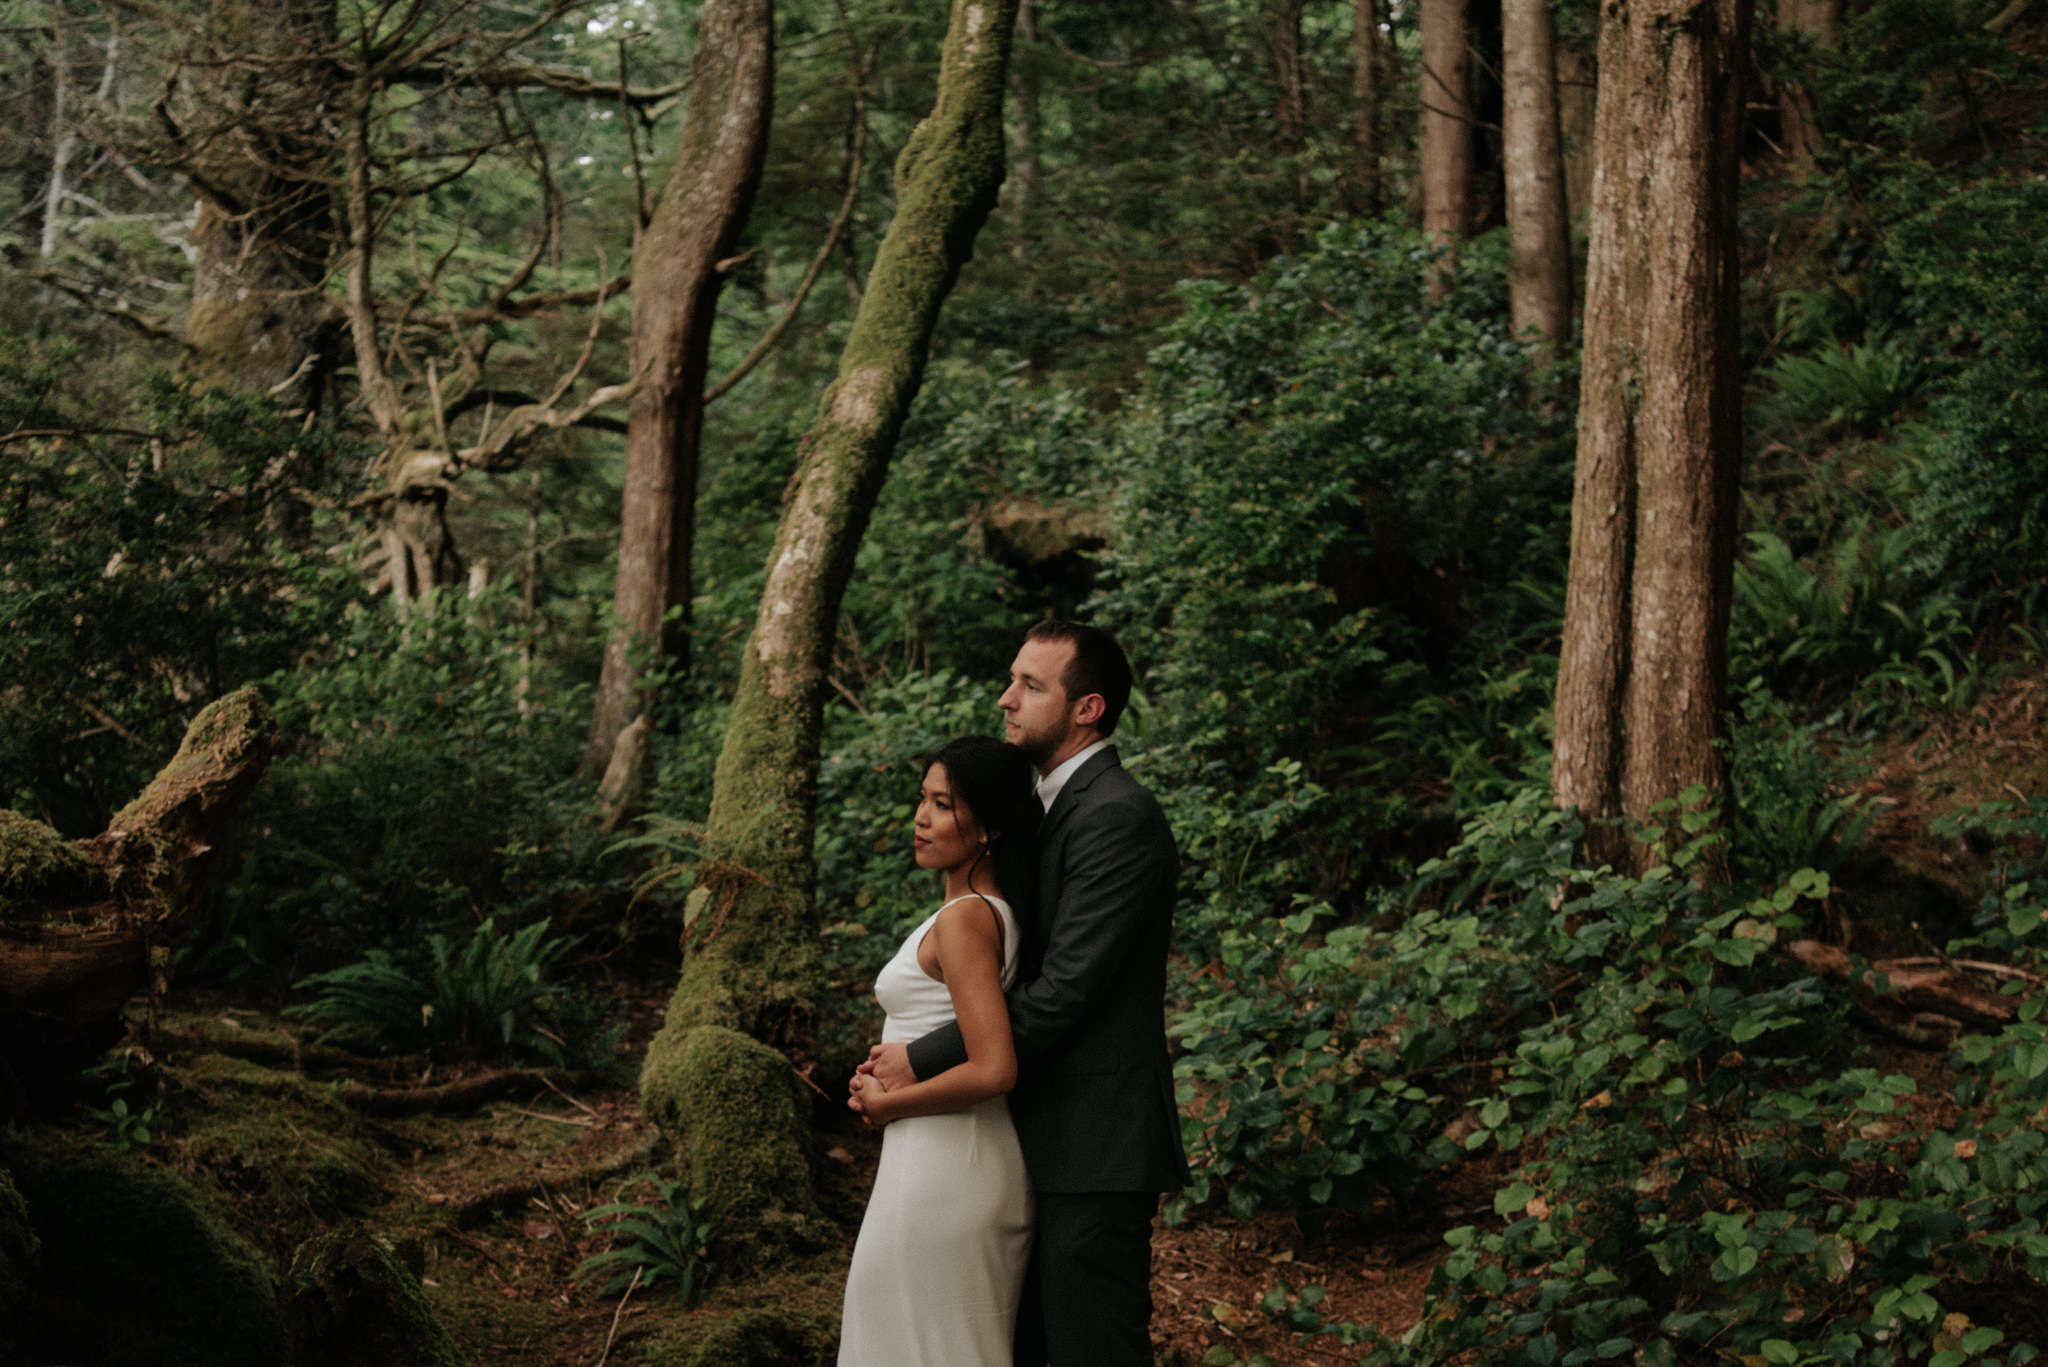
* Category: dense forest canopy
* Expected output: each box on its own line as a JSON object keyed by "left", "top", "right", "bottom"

{"left": 4, "top": 0, "right": 2048, "bottom": 1360}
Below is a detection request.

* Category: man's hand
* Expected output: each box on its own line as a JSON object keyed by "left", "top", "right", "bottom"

{"left": 861, "top": 1041, "right": 917, "bottom": 1092}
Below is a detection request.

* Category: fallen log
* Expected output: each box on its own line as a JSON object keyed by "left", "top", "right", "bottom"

{"left": 1788, "top": 939, "right": 2040, "bottom": 1045}
{"left": 0, "top": 690, "right": 276, "bottom": 1112}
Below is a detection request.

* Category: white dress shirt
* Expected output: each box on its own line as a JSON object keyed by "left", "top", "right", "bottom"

{"left": 1035, "top": 739, "right": 1109, "bottom": 813}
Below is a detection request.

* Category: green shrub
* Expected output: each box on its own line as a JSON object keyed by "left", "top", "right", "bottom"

{"left": 183, "top": 590, "right": 614, "bottom": 984}
{"left": 1728, "top": 684, "right": 1877, "bottom": 880}
{"left": 1352, "top": 796, "right": 2048, "bottom": 1367}
{"left": 1764, "top": 333, "right": 1923, "bottom": 432}
{"left": 287, "top": 916, "right": 581, "bottom": 1063}
{"left": 0, "top": 338, "right": 361, "bottom": 833}
{"left": 1729, "top": 525, "right": 1973, "bottom": 708}
{"left": 1169, "top": 787, "right": 1571, "bottom": 1229}
{"left": 1878, "top": 182, "right": 2048, "bottom": 593}
{"left": 1092, "top": 221, "right": 1576, "bottom": 861}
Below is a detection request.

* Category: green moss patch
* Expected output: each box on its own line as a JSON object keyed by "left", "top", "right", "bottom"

{"left": 3, "top": 1137, "right": 289, "bottom": 1367}
{"left": 0, "top": 809, "right": 107, "bottom": 920}
{"left": 639, "top": 1022, "right": 827, "bottom": 1259}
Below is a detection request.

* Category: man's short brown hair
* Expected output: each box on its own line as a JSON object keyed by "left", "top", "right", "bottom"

{"left": 1025, "top": 619, "right": 1134, "bottom": 737}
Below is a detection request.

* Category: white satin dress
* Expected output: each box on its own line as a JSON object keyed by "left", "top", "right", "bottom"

{"left": 838, "top": 894, "right": 1033, "bottom": 1366}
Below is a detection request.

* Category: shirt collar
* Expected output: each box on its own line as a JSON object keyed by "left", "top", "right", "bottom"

{"left": 1035, "top": 739, "right": 1109, "bottom": 813}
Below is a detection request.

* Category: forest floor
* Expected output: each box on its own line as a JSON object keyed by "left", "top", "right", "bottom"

{"left": 100, "top": 977, "right": 1456, "bottom": 1367}
{"left": 62, "top": 666, "right": 2048, "bottom": 1366}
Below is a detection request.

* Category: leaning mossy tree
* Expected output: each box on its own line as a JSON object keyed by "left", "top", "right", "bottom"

{"left": 0, "top": 689, "right": 276, "bottom": 1113}
{"left": 640, "top": 0, "right": 1019, "bottom": 1255}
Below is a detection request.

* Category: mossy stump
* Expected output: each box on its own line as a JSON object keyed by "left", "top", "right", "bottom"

{"left": 285, "top": 1228, "right": 464, "bottom": 1367}
{"left": 639, "top": 1021, "right": 827, "bottom": 1261}
{"left": 0, "top": 688, "right": 276, "bottom": 1111}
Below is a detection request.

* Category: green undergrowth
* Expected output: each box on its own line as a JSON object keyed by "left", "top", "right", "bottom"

{"left": 1169, "top": 782, "right": 2048, "bottom": 1366}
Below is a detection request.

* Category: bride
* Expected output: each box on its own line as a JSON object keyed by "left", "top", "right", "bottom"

{"left": 838, "top": 735, "right": 1041, "bottom": 1366}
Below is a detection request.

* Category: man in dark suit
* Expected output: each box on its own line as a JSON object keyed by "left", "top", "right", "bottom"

{"left": 859, "top": 620, "right": 1188, "bottom": 1366}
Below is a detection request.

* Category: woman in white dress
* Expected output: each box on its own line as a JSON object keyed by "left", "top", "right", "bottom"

{"left": 838, "top": 736, "right": 1041, "bottom": 1367}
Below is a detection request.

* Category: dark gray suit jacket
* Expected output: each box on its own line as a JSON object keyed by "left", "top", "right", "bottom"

{"left": 906, "top": 746, "right": 1189, "bottom": 1194}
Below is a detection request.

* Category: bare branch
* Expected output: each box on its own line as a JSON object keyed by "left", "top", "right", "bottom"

{"left": 390, "top": 57, "right": 687, "bottom": 104}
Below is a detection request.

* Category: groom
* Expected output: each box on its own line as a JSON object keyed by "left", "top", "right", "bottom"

{"left": 859, "top": 619, "right": 1188, "bottom": 1366}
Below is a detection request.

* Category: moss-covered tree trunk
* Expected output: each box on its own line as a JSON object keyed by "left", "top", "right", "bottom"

{"left": 1551, "top": 0, "right": 1745, "bottom": 876}
{"left": 581, "top": 0, "right": 775, "bottom": 785}
{"left": 640, "top": 0, "right": 1017, "bottom": 1254}
{"left": 0, "top": 690, "right": 275, "bottom": 1113}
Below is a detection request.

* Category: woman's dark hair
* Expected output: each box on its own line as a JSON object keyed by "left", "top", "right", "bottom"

{"left": 927, "top": 735, "right": 1041, "bottom": 926}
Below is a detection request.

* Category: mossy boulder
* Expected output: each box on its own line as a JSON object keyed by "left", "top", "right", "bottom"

{"left": 3, "top": 1139, "right": 289, "bottom": 1367}
{"left": 284, "top": 1228, "right": 463, "bottom": 1367}
{"left": 639, "top": 1021, "right": 827, "bottom": 1260}
{"left": 684, "top": 1306, "right": 837, "bottom": 1367}
{"left": 0, "top": 1161, "right": 41, "bottom": 1360}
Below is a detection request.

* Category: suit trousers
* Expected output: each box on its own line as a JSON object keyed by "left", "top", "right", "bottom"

{"left": 1012, "top": 1190, "right": 1158, "bottom": 1367}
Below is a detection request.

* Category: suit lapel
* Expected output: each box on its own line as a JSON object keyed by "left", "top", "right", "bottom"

{"left": 1040, "top": 745, "right": 1120, "bottom": 837}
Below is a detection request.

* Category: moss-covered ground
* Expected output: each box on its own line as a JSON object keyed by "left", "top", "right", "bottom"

{"left": 13, "top": 981, "right": 1446, "bottom": 1367}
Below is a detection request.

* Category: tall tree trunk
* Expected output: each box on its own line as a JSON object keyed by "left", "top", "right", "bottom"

{"left": 1008, "top": 0, "right": 1041, "bottom": 258}
{"left": 1776, "top": 0, "right": 1839, "bottom": 172}
{"left": 1420, "top": 0, "right": 1473, "bottom": 280}
{"left": 183, "top": 0, "right": 341, "bottom": 403}
{"left": 1502, "top": 0, "right": 1572, "bottom": 358}
{"left": 639, "top": 0, "right": 1016, "bottom": 1256}
{"left": 1352, "top": 0, "right": 1382, "bottom": 214}
{"left": 1272, "top": 0, "right": 1307, "bottom": 213}
{"left": 1552, "top": 0, "right": 1746, "bottom": 876}
{"left": 580, "top": 0, "right": 775, "bottom": 783}
{"left": 1557, "top": 37, "right": 1598, "bottom": 224}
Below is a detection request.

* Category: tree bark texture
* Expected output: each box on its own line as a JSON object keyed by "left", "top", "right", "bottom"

{"left": 182, "top": 0, "right": 342, "bottom": 403}
{"left": 1775, "top": 0, "right": 1839, "bottom": 171}
{"left": 1503, "top": 0, "right": 1573, "bottom": 357}
{"left": 0, "top": 690, "right": 276, "bottom": 1112}
{"left": 581, "top": 0, "right": 775, "bottom": 781}
{"left": 1420, "top": 0, "right": 1473, "bottom": 273}
{"left": 1352, "top": 0, "right": 1383, "bottom": 214}
{"left": 1556, "top": 37, "right": 1599, "bottom": 223}
{"left": 1271, "top": 0, "right": 1307, "bottom": 211}
{"left": 1552, "top": 0, "right": 1746, "bottom": 875}
{"left": 639, "top": 0, "right": 1017, "bottom": 1255}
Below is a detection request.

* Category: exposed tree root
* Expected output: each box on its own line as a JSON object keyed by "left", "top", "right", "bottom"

{"left": 451, "top": 1136, "right": 664, "bottom": 1229}
{"left": 1789, "top": 939, "right": 2041, "bottom": 1045}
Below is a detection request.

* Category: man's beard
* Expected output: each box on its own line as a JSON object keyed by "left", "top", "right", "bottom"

{"left": 1012, "top": 716, "right": 1070, "bottom": 769}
